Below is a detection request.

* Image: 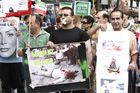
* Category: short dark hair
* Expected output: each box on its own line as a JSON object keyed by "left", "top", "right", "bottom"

{"left": 23, "top": 14, "right": 29, "bottom": 21}
{"left": 103, "top": 13, "right": 109, "bottom": 22}
{"left": 32, "top": 14, "right": 43, "bottom": 27}
{"left": 110, "top": 9, "right": 124, "bottom": 19}
{"left": 83, "top": 16, "right": 94, "bottom": 24}
{"left": 123, "top": 11, "right": 131, "bottom": 19}
{"left": 61, "top": 7, "right": 74, "bottom": 16}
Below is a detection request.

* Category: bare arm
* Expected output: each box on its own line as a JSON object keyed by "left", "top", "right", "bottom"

{"left": 128, "top": 53, "right": 138, "bottom": 70}
{"left": 86, "top": 22, "right": 108, "bottom": 36}
{"left": 86, "top": 24, "right": 100, "bottom": 36}
{"left": 85, "top": 40, "right": 94, "bottom": 71}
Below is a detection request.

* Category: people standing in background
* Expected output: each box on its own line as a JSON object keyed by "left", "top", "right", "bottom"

{"left": 123, "top": 11, "right": 135, "bottom": 33}
{"left": 86, "top": 11, "right": 113, "bottom": 70}
{"left": 81, "top": 15, "right": 95, "bottom": 32}
{"left": 81, "top": 15, "right": 96, "bottom": 69}
{"left": 87, "top": 10, "right": 113, "bottom": 41}
{"left": 19, "top": 15, "right": 30, "bottom": 38}
{"left": 90, "top": 6, "right": 97, "bottom": 20}
{"left": 44, "top": 17, "right": 62, "bottom": 35}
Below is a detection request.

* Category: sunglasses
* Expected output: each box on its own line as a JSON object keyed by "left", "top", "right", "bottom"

{"left": 59, "top": 13, "right": 69, "bottom": 17}
{"left": 81, "top": 21, "right": 88, "bottom": 24}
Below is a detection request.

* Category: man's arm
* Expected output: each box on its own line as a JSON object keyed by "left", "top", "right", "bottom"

{"left": 85, "top": 40, "right": 94, "bottom": 71}
{"left": 128, "top": 53, "right": 138, "bottom": 70}
{"left": 86, "top": 22, "right": 108, "bottom": 36}
{"left": 86, "top": 24, "right": 100, "bottom": 36}
{"left": 128, "top": 32, "right": 138, "bottom": 70}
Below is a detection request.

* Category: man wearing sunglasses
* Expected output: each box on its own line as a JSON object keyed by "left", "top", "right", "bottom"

{"left": 50, "top": 7, "right": 90, "bottom": 43}
{"left": 49, "top": 7, "right": 93, "bottom": 93}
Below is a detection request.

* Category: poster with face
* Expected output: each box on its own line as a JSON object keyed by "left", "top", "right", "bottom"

{"left": 25, "top": 42, "right": 89, "bottom": 92}
{"left": 0, "top": 17, "right": 20, "bottom": 63}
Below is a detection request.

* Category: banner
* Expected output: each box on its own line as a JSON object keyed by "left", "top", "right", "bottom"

{"left": 0, "top": 0, "right": 31, "bottom": 17}
{"left": 74, "top": 1, "right": 91, "bottom": 16}
{"left": 96, "top": 31, "right": 130, "bottom": 93}
{"left": 25, "top": 42, "right": 89, "bottom": 92}
{"left": 0, "top": 17, "right": 22, "bottom": 63}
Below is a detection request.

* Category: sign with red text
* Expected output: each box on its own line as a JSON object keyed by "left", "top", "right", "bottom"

{"left": 0, "top": 0, "right": 31, "bottom": 17}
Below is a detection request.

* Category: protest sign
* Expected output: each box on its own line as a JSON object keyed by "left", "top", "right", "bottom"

{"left": 74, "top": 1, "right": 91, "bottom": 16}
{"left": 59, "top": 2, "right": 73, "bottom": 8}
{"left": 0, "top": 0, "right": 31, "bottom": 17}
{"left": 0, "top": 17, "right": 22, "bottom": 63}
{"left": 96, "top": 31, "right": 130, "bottom": 93}
{"left": 25, "top": 42, "right": 89, "bottom": 92}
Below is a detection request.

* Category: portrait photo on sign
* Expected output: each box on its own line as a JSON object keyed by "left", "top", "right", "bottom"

{"left": 0, "top": 17, "right": 19, "bottom": 62}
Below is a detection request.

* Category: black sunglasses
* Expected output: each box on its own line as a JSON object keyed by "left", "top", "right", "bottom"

{"left": 59, "top": 14, "right": 69, "bottom": 17}
{"left": 81, "top": 21, "right": 88, "bottom": 24}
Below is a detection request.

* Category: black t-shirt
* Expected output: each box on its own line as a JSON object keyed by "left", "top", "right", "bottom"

{"left": 49, "top": 27, "right": 90, "bottom": 44}
{"left": 44, "top": 26, "right": 55, "bottom": 35}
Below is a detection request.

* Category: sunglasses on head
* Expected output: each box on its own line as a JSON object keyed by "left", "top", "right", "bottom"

{"left": 59, "top": 13, "right": 69, "bottom": 17}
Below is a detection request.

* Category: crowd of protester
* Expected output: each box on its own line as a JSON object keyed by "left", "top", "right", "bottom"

{"left": 0, "top": 0, "right": 140, "bottom": 93}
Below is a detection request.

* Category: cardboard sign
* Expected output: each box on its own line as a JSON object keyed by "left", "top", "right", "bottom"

{"left": 74, "top": 1, "right": 91, "bottom": 16}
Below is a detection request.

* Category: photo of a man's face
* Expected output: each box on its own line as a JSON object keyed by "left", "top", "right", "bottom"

{"left": 0, "top": 26, "right": 17, "bottom": 58}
